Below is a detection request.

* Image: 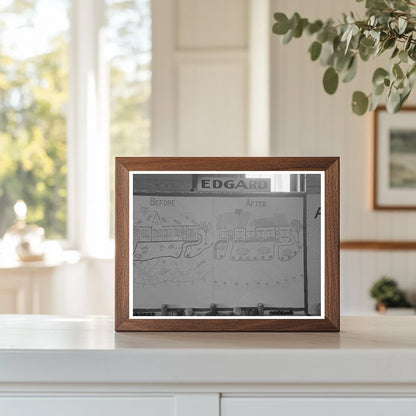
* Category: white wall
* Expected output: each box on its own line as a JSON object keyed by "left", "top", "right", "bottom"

{"left": 271, "top": 0, "right": 416, "bottom": 313}
{"left": 17, "top": 0, "right": 415, "bottom": 317}
{"left": 152, "top": 0, "right": 254, "bottom": 156}
{"left": 152, "top": 0, "right": 416, "bottom": 314}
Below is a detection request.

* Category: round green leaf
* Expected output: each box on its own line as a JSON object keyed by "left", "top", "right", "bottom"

{"left": 393, "top": 63, "right": 404, "bottom": 79}
{"left": 320, "top": 41, "right": 335, "bottom": 66}
{"left": 293, "top": 18, "right": 308, "bottom": 38}
{"left": 391, "top": 47, "right": 399, "bottom": 59}
{"left": 342, "top": 56, "right": 358, "bottom": 83}
{"left": 405, "top": 34, "right": 413, "bottom": 51}
{"left": 282, "top": 29, "right": 293, "bottom": 45}
{"left": 352, "top": 91, "right": 369, "bottom": 115}
{"left": 373, "top": 82, "right": 384, "bottom": 96}
{"left": 290, "top": 12, "right": 301, "bottom": 30}
{"left": 372, "top": 68, "right": 389, "bottom": 86}
{"left": 323, "top": 67, "right": 339, "bottom": 95}
{"left": 369, "top": 92, "right": 383, "bottom": 112}
{"left": 408, "top": 63, "right": 416, "bottom": 78}
{"left": 360, "top": 37, "right": 375, "bottom": 48}
{"left": 387, "top": 88, "right": 401, "bottom": 113}
{"left": 399, "top": 50, "right": 408, "bottom": 63}
{"left": 409, "top": 45, "right": 416, "bottom": 61}
{"left": 307, "top": 20, "right": 323, "bottom": 35}
{"left": 359, "top": 44, "right": 375, "bottom": 62}
{"left": 273, "top": 13, "right": 290, "bottom": 35}
{"left": 367, "top": 0, "right": 388, "bottom": 11}
{"left": 384, "top": 37, "right": 396, "bottom": 50}
{"left": 317, "top": 30, "right": 328, "bottom": 43}
{"left": 401, "top": 88, "right": 411, "bottom": 107}
{"left": 334, "top": 52, "right": 352, "bottom": 73}
{"left": 309, "top": 41, "right": 322, "bottom": 61}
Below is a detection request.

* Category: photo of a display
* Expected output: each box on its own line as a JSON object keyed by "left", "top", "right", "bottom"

{"left": 130, "top": 173, "right": 322, "bottom": 318}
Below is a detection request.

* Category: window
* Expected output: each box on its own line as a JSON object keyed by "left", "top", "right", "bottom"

{"left": 235, "top": 230, "right": 245, "bottom": 240}
{"left": 0, "top": 0, "right": 151, "bottom": 254}
{"left": 0, "top": 0, "right": 70, "bottom": 239}
{"left": 245, "top": 173, "right": 291, "bottom": 192}
{"left": 107, "top": 0, "right": 151, "bottom": 237}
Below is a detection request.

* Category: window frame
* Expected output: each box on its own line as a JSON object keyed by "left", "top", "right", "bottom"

{"left": 67, "top": 0, "right": 111, "bottom": 257}
{"left": 68, "top": 0, "right": 152, "bottom": 258}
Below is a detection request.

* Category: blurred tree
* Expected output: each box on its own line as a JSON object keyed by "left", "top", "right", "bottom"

{"left": 107, "top": 0, "right": 151, "bottom": 237}
{"left": 0, "top": 0, "right": 151, "bottom": 240}
{"left": 0, "top": 0, "right": 69, "bottom": 238}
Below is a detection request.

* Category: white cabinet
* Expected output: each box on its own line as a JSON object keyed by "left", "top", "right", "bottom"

{"left": 1, "top": 397, "right": 175, "bottom": 416}
{"left": 222, "top": 398, "right": 416, "bottom": 416}
{"left": 1, "top": 316, "right": 416, "bottom": 416}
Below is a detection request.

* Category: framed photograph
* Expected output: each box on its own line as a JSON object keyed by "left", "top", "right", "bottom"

{"left": 115, "top": 157, "right": 339, "bottom": 331}
{"left": 374, "top": 106, "right": 416, "bottom": 209}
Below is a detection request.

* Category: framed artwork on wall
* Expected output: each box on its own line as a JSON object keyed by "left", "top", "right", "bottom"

{"left": 115, "top": 157, "right": 339, "bottom": 332}
{"left": 374, "top": 106, "right": 416, "bottom": 210}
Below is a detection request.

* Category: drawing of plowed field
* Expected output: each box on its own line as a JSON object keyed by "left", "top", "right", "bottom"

{"left": 213, "top": 239, "right": 301, "bottom": 262}
{"left": 231, "top": 241, "right": 275, "bottom": 260}
{"left": 134, "top": 241, "right": 183, "bottom": 261}
{"left": 133, "top": 209, "right": 212, "bottom": 261}
{"left": 213, "top": 209, "right": 302, "bottom": 262}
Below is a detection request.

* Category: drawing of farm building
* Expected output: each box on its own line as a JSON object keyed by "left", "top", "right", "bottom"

{"left": 216, "top": 209, "right": 250, "bottom": 241}
{"left": 216, "top": 209, "right": 293, "bottom": 243}
{"left": 135, "top": 211, "right": 200, "bottom": 243}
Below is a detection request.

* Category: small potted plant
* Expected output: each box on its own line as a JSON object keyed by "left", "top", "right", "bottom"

{"left": 369, "top": 276, "right": 413, "bottom": 313}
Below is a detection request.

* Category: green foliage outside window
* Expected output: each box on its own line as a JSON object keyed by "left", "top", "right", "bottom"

{"left": 0, "top": 0, "right": 151, "bottom": 240}
{"left": 0, "top": 1, "right": 69, "bottom": 238}
{"left": 107, "top": 0, "right": 151, "bottom": 237}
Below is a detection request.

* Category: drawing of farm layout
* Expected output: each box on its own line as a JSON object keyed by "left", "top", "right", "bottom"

{"left": 132, "top": 195, "right": 305, "bottom": 309}
{"left": 133, "top": 207, "right": 301, "bottom": 263}
{"left": 133, "top": 210, "right": 213, "bottom": 261}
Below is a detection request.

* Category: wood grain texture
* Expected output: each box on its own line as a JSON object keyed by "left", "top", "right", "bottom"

{"left": 373, "top": 106, "right": 416, "bottom": 210}
{"left": 325, "top": 157, "right": 340, "bottom": 331}
{"left": 115, "top": 157, "right": 340, "bottom": 332}
{"left": 114, "top": 160, "right": 130, "bottom": 330}
{"left": 341, "top": 241, "right": 416, "bottom": 250}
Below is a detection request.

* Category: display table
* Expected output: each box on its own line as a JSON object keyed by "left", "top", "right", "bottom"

{"left": 1, "top": 315, "right": 416, "bottom": 415}
{"left": 0, "top": 251, "right": 81, "bottom": 314}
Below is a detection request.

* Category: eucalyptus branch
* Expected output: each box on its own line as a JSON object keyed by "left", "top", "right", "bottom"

{"left": 272, "top": 0, "right": 416, "bottom": 115}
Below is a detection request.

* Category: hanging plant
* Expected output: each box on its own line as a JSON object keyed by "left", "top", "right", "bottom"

{"left": 272, "top": 0, "right": 416, "bottom": 115}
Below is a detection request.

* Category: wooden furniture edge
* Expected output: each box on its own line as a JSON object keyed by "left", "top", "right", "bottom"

{"left": 114, "top": 157, "right": 339, "bottom": 332}
{"left": 115, "top": 159, "right": 130, "bottom": 330}
{"left": 325, "top": 158, "right": 340, "bottom": 332}
{"left": 115, "top": 317, "right": 339, "bottom": 332}
{"left": 341, "top": 240, "right": 416, "bottom": 250}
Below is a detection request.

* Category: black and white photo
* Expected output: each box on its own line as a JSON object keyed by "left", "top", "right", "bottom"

{"left": 129, "top": 172, "right": 324, "bottom": 318}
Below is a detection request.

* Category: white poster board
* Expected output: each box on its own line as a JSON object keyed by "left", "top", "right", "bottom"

{"left": 132, "top": 193, "right": 306, "bottom": 312}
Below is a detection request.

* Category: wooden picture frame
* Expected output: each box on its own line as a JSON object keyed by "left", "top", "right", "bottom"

{"left": 373, "top": 106, "right": 416, "bottom": 210}
{"left": 115, "top": 157, "right": 339, "bottom": 332}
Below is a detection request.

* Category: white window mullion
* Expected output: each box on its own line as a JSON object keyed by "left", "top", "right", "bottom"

{"left": 69, "top": 0, "right": 109, "bottom": 256}
{"left": 248, "top": 0, "right": 271, "bottom": 156}
{"left": 151, "top": 0, "right": 176, "bottom": 156}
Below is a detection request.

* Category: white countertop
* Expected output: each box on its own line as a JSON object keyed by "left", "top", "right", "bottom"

{"left": 1, "top": 315, "right": 415, "bottom": 387}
